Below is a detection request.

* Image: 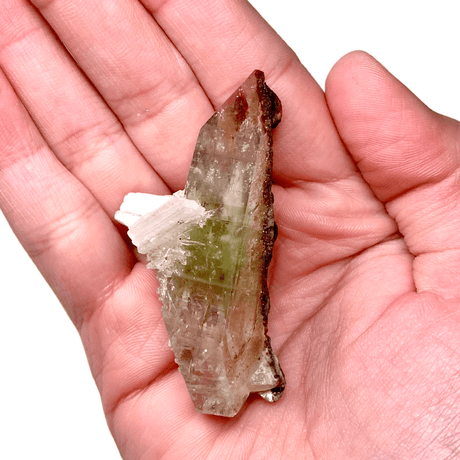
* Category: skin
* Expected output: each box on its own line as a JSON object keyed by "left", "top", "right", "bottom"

{"left": 1, "top": 0, "right": 460, "bottom": 458}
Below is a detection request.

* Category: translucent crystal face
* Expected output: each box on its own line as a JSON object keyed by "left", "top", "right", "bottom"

{"left": 116, "top": 70, "right": 285, "bottom": 417}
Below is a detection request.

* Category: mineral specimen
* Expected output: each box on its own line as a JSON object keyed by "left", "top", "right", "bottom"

{"left": 116, "top": 70, "right": 285, "bottom": 417}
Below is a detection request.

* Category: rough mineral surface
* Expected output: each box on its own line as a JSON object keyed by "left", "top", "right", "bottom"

{"left": 116, "top": 70, "right": 285, "bottom": 417}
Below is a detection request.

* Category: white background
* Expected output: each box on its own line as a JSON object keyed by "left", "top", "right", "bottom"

{"left": 1, "top": 1, "right": 459, "bottom": 458}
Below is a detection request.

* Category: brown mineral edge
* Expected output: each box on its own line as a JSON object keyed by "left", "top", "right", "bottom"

{"left": 158, "top": 70, "right": 285, "bottom": 417}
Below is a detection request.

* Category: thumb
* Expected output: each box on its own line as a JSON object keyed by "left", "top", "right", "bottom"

{"left": 326, "top": 51, "right": 460, "bottom": 299}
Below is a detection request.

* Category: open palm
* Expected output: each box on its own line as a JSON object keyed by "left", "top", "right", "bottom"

{"left": 2, "top": 1, "right": 460, "bottom": 459}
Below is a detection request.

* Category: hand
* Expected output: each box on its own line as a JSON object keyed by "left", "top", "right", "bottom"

{"left": 1, "top": 1, "right": 459, "bottom": 459}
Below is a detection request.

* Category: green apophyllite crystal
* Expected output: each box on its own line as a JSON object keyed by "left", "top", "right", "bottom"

{"left": 116, "top": 70, "right": 285, "bottom": 417}
{"left": 156, "top": 70, "right": 285, "bottom": 417}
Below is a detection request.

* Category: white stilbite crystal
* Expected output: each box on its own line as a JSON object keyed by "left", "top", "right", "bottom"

{"left": 115, "top": 191, "right": 212, "bottom": 274}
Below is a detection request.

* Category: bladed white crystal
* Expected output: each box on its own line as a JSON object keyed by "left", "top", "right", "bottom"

{"left": 115, "top": 191, "right": 213, "bottom": 274}
{"left": 114, "top": 192, "right": 173, "bottom": 227}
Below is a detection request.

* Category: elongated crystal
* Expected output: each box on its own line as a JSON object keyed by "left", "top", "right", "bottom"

{"left": 117, "top": 70, "right": 285, "bottom": 417}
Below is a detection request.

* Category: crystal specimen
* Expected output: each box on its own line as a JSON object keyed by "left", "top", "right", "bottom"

{"left": 116, "top": 70, "right": 285, "bottom": 417}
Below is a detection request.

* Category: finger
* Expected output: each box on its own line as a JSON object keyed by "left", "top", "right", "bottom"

{"left": 326, "top": 51, "right": 460, "bottom": 299}
{"left": 0, "top": 69, "right": 133, "bottom": 327}
{"left": 31, "top": 0, "right": 213, "bottom": 190}
{"left": 0, "top": 0, "right": 168, "bottom": 216}
{"left": 143, "top": 0, "right": 353, "bottom": 185}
